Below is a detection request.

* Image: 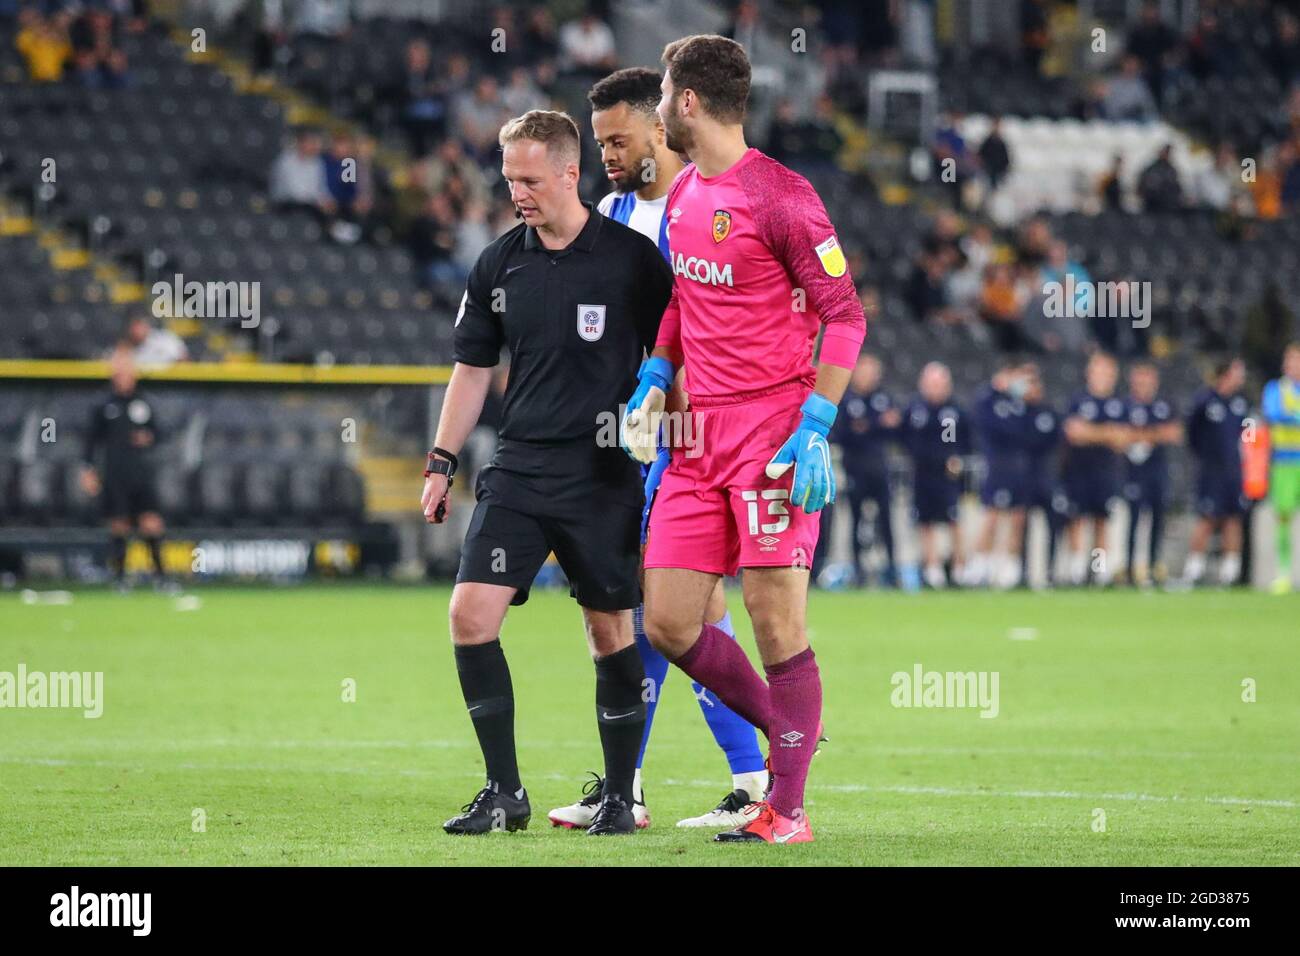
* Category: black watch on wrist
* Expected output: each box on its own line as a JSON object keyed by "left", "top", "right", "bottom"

{"left": 423, "top": 447, "right": 459, "bottom": 479}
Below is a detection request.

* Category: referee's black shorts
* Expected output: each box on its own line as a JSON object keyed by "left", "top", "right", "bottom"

{"left": 102, "top": 469, "right": 161, "bottom": 520}
{"left": 456, "top": 464, "right": 642, "bottom": 611}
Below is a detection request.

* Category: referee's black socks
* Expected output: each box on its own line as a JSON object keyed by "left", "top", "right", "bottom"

{"left": 453, "top": 640, "right": 522, "bottom": 795}
{"left": 594, "top": 644, "right": 646, "bottom": 806}
{"left": 109, "top": 533, "right": 128, "bottom": 581}
{"left": 145, "top": 535, "right": 164, "bottom": 576}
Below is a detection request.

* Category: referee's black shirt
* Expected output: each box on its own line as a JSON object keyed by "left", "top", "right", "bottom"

{"left": 83, "top": 389, "right": 160, "bottom": 478}
{"left": 453, "top": 201, "right": 673, "bottom": 489}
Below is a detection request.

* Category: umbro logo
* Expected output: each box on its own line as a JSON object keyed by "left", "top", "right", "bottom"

{"left": 779, "top": 730, "right": 805, "bottom": 747}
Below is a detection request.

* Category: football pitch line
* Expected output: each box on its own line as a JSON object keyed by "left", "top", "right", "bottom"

{"left": 4, "top": 756, "right": 1294, "bottom": 810}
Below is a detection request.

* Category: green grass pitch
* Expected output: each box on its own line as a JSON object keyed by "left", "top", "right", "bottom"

{"left": 1, "top": 584, "right": 1296, "bottom": 866}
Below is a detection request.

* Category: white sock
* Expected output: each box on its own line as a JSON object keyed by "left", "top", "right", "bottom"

{"left": 733, "top": 770, "right": 768, "bottom": 801}
{"left": 1068, "top": 552, "right": 1088, "bottom": 584}
{"left": 1184, "top": 552, "right": 1206, "bottom": 583}
{"left": 633, "top": 767, "right": 644, "bottom": 804}
{"left": 924, "top": 563, "right": 946, "bottom": 588}
{"left": 710, "top": 609, "right": 734, "bottom": 637}
{"left": 1218, "top": 553, "right": 1241, "bottom": 585}
{"left": 1000, "top": 556, "right": 1023, "bottom": 589}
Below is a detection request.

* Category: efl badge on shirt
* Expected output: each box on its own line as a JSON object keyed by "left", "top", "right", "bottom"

{"left": 815, "top": 236, "right": 847, "bottom": 277}
{"left": 577, "top": 304, "right": 606, "bottom": 342}
{"left": 712, "top": 210, "right": 732, "bottom": 243}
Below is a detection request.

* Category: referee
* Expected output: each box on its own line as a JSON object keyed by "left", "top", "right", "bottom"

{"left": 80, "top": 347, "right": 170, "bottom": 591}
{"left": 420, "top": 110, "right": 673, "bottom": 836}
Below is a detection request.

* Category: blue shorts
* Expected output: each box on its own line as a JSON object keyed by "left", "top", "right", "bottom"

{"left": 1065, "top": 475, "right": 1119, "bottom": 519}
{"left": 1195, "top": 468, "right": 1245, "bottom": 518}
{"left": 1123, "top": 471, "right": 1168, "bottom": 508}
{"left": 912, "top": 473, "right": 960, "bottom": 525}
{"left": 981, "top": 466, "right": 1027, "bottom": 510}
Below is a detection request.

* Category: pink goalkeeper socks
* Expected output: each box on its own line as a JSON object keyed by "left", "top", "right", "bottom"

{"left": 672, "top": 622, "right": 773, "bottom": 735}
{"left": 764, "top": 648, "right": 822, "bottom": 818}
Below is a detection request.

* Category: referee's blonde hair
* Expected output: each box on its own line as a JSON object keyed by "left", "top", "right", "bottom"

{"left": 498, "top": 110, "right": 581, "bottom": 168}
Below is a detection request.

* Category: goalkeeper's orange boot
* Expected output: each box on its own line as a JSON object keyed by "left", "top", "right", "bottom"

{"left": 713, "top": 801, "right": 813, "bottom": 844}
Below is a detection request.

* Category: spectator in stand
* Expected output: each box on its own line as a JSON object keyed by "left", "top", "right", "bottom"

{"left": 979, "top": 262, "right": 1034, "bottom": 353}
{"left": 15, "top": 9, "right": 70, "bottom": 83}
{"left": 416, "top": 137, "right": 490, "bottom": 212}
{"left": 1101, "top": 55, "right": 1158, "bottom": 122}
{"left": 1249, "top": 143, "right": 1286, "bottom": 220}
{"left": 1270, "top": 9, "right": 1300, "bottom": 88}
{"left": 1099, "top": 153, "right": 1126, "bottom": 210}
{"left": 1021, "top": 0, "right": 1050, "bottom": 74}
{"left": 1033, "top": 240, "right": 1092, "bottom": 354}
{"left": 978, "top": 115, "right": 1011, "bottom": 193}
{"left": 1137, "top": 144, "right": 1184, "bottom": 212}
{"left": 1016, "top": 216, "right": 1053, "bottom": 269}
{"left": 1196, "top": 142, "right": 1255, "bottom": 215}
{"left": 453, "top": 201, "right": 492, "bottom": 280}
{"left": 453, "top": 75, "right": 511, "bottom": 165}
{"left": 1187, "top": 8, "right": 1238, "bottom": 81}
{"left": 931, "top": 111, "right": 973, "bottom": 205}
{"left": 794, "top": 94, "right": 844, "bottom": 171}
{"left": 1125, "top": 0, "right": 1180, "bottom": 105}
{"left": 269, "top": 128, "right": 334, "bottom": 218}
{"left": 125, "top": 316, "right": 188, "bottom": 367}
{"left": 1280, "top": 139, "right": 1300, "bottom": 216}
{"left": 409, "top": 192, "right": 462, "bottom": 291}
{"left": 765, "top": 98, "right": 802, "bottom": 166}
{"left": 726, "top": 0, "right": 762, "bottom": 54}
{"left": 522, "top": 6, "right": 560, "bottom": 67}
{"left": 558, "top": 9, "right": 616, "bottom": 76}
{"left": 245, "top": 0, "right": 289, "bottom": 79}
{"left": 907, "top": 248, "right": 950, "bottom": 324}
{"left": 501, "top": 66, "right": 545, "bottom": 119}
{"left": 69, "top": 7, "right": 129, "bottom": 88}
{"left": 386, "top": 39, "right": 448, "bottom": 157}
{"left": 322, "top": 131, "right": 373, "bottom": 244}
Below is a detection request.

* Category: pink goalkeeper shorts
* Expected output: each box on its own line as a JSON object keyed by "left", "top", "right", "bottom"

{"left": 643, "top": 382, "right": 822, "bottom": 576}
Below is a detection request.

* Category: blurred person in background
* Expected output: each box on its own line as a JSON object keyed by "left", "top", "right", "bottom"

{"left": 558, "top": 8, "right": 616, "bottom": 77}
{"left": 384, "top": 39, "right": 448, "bottom": 156}
{"left": 977, "top": 115, "right": 1011, "bottom": 193}
{"left": 831, "top": 353, "right": 902, "bottom": 588}
{"left": 1119, "top": 361, "right": 1180, "bottom": 588}
{"left": 322, "top": 130, "right": 374, "bottom": 244}
{"left": 15, "top": 8, "right": 71, "bottom": 83}
{"left": 80, "top": 348, "right": 172, "bottom": 592}
{"left": 969, "top": 360, "right": 1036, "bottom": 590}
{"left": 1260, "top": 343, "right": 1300, "bottom": 593}
{"left": 1020, "top": 366, "right": 1066, "bottom": 588}
{"left": 269, "top": 127, "right": 334, "bottom": 219}
{"left": 125, "top": 316, "right": 188, "bottom": 367}
{"left": 901, "top": 362, "right": 970, "bottom": 588}
{"left": 1101, "top": 55, "right": 1158, "bottom": 123}
{"left": 1183, "top": 358, "right": 1250, "bottom": 587}
{"left": 1062, "top": 351, "right": 1130, "bottom": 586}
{"left": 1137, "top": 143, "right": 1184, "bottom": 212}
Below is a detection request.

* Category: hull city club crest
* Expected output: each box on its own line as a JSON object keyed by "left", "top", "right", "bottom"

{"left": 712, "top": 209, "right": 732, "bottom": 243}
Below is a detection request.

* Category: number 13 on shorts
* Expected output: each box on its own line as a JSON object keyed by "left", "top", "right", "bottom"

{"left": 741, "top": 488, "right": 790, "bottom": 535}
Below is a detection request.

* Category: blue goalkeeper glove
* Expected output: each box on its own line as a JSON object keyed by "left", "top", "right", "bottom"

{"left": 765, "top": 393, "right": 837, "bottom": 513}
{"left": 621, "top": 356, "right": 674, "bottom": 464}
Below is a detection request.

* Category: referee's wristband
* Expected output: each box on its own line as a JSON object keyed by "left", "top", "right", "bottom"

{"left": 424, "top": 447, "right": 459, "bottom": 479}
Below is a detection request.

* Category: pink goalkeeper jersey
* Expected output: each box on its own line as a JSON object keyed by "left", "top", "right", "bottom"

{"left": 655, "top": 148, "right": 866, "bottom": 400}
